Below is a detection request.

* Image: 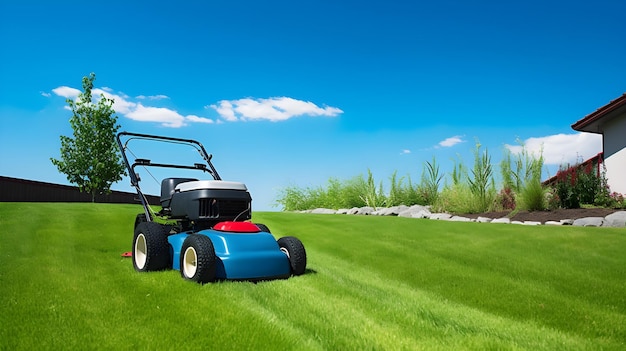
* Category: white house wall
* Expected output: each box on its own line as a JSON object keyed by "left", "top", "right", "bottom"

{"left": 603, "top": 113, "right": 626, "bottom": 195}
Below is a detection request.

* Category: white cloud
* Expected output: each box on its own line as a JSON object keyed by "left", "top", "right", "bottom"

{"left": 437, "top": 135, "right": 465, "bottom": 148}
{"left": 40, "top": 91, "right": 51, "bottom": 97}
{"left": 400, "top": 149, "right": 411, "bottom": 155}
{"left": 210, "top": 97, "right": 343, "bottom": 122}
{"left": 51, "top": 86, "right": 337, "bottom": 128}
{"left": 51, "top": 86, "right": 210, "bottom": 128}
{"left": 125, "top": 103, "right": 187, "bottom": 128}
{"left": 92, "top": 88, "right": 136, "bottom": 115}
{"left": 52, "top": 86, "right": 81, "bottom": 98}
{"left": 210, "top": 101, "right": 238, "bottom": 122}
{"left": 505, "top": 133, "right": 602, "bottom": 165}
{"left": 185, "top": 115, "right": 214, "bottom": 124}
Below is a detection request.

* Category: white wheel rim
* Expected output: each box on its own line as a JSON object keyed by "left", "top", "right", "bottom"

{"left": 183, "top": 246, "right": 198, "bottom": 278}
{"left": 135, "top": 233, "right": 147, "bottom": 269}
{"left": 280, "top": 247, "right": 290, "bottom": 258}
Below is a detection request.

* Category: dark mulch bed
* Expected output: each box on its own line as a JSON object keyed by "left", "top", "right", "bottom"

{"left": 459, "top": 208, "right": 622, "bottom": 224}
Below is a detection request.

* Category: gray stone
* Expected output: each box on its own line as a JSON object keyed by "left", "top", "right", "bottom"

{"left": 560, "top": 219, "right": 574, "bottom": 225}
{"left": 356, "top": 207, "right": 375, "bottom": 215}
{"left": 394, "top": 205, "right": 410, "bottom": 214}
{"left": 545, "top": 221, "right": 563, "bottom": 226}
{"left": 311, "top": 208, "right": 336, "bottom": 214}
{"left": 511, "top": 221, "right": 524, "bottom": 225}
{"left": 522, "top": 221, "right": 542, "bottom": 226}
{"left": 572, "top": 217, "right": 605, "bottom": 227}
{"left": 449, "top": 216, "right": 472, "bottom": 222}
{"left": 347, "top": 207, "right": 360, "bottom": 215}
{"left": 603, "top": 211, "right": 626, "bottom": 227}
{"left": 476, "top": 217, "right": 492, "bottom": 223}
{"left": 378, "top": 205, "right": 408, "bottom": 216}
{"left": 411, "top": 210, "right": 432, "bottom": 219}
{"left": 370, "top": 208, "right": 385, "bottom": 216}
{"left": 429, "top": 213, "right": 452, "bottom": 220}
{"left": 336, "top": 208, "right": 349, "bottom": 215}
{"left": 491, "top": 218, "right": 511, "bottom": 224}
{"left": 398, "top": 205, "right": 431, "bottom": 218}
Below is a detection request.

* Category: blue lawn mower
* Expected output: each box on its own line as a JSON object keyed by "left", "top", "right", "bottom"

{"left": 117, "top": 132, "right": 306, "bottom": 283}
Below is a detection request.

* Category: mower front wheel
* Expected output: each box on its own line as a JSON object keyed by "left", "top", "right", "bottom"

{"left": 278, "top": 236, "right": 307, "bottom": 276}
{"left": 180, "top": 234, "right": 217, "bottom": 284}
{"left": 133, "top": 222, "right": 171, "bottom": 272}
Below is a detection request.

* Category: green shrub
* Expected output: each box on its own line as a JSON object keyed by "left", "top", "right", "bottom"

{"left": 358, "top": 169, "right": 386, "bottom": 209}
{"left": 388, "top": 172, "right": 426, "bottom": 207}
{"left": 552, "top": 161, "right": 603, "bottom": 209}
{"left": 500, "top": 141, "right": 547, "bottom": 211}
{"left": 421, "top": 157, "right": 443, "bottom": 205}
{"left": 276, "top": 140, "right": 623, "bottom": 214}
{"left": 434, "top": 183, "right": 477, "bottom": 214}
{"left": 496, "top": 187, "right": 516, "bottom": 210}
{"left": 517, "top": 178, "right": 546, "bottom": 211}
{"left": 467, "top": 142, "right": 496, "bottom": 213}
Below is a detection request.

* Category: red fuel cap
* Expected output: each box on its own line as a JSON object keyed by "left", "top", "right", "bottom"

{"left": 213, "top": 221, "right": 260, "bottom": 233}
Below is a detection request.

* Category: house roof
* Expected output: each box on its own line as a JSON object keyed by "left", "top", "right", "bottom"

{"left": 571, "top": 93, "right": 626, "bottom": 134}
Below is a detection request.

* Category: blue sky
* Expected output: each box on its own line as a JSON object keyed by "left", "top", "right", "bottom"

{"left": 1, "top": 0, "right": 624, "bottom": 210}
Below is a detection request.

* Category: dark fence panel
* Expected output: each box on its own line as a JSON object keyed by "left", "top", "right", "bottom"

{"left": 0, "top": 176, "right": 159, "bottom": 205}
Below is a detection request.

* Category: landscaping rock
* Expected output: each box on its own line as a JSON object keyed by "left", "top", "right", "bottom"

{"left": 376, "top": 205, "right": 408, "bottom": 216}
{"left": 545, "top": 221, "right": 563, "bottom": 226}
{"left": 398, "top": 205, "right": 430, "bottom": 218}
{"left": 429, "top": 213, "right": 452, "bottom": 220}
{"left": 603, "top": 211, "right": 626, "bottom": 227}
{"left": 347, "top": 207, "right": 360, "bottom": 215}
{"left": 449, "top": 216, "right": 472, "bottom": 222}
{"left": 297, "top": 205, "right": 624, "bottom": 229}
{"left": 357, "top": 207, "right": 375, "bottom": 215}
{"left": 572, "top": 217, "right": 605, "bottom": 227}
{"left": 394, "top": 205, "right": 410, "bottom": 214}
{"left": 311, "top": 208, "right": 336, "bottom": 214}
{"left": 522, "top": 221, "right": 541, "bottom": 226}
{"left": 412, "top": 210, "right": 432, "bottom": 219}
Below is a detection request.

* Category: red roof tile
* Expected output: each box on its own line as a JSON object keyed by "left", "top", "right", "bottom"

{"left": 571, "top": 93, "right": 626, "bottom": 133}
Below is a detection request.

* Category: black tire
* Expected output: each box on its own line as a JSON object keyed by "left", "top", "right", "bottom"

{"left": 277, "top": 236, "right": 307, "bottom": 276}
{"left": 133, "top": 222, "right": 171, "bottom": 272}
{"left": 180, "top": 234, "right": 217, "bottom": 284}
{"left": 134, "top": 213, "right": 147, "bottom": 230}
{"left": 255, "top": 223, "right": 271, "bottom": 233}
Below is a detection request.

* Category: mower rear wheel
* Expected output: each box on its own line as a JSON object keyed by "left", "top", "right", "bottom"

{"left": 134, "top": 213, "right": 147, "bottom": 230}
{"left": 278, "top": 236, "right": 307, "bottom": 276}
{"left": 180, "top": 234, "right": 217, "bottom": 284}
{"left": 133, "top": 222, "right": 171, "bottom": 272}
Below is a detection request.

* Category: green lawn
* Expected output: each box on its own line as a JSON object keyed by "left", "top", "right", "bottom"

{"left": 1, "top": 203, "right": 624, "bottom": 350}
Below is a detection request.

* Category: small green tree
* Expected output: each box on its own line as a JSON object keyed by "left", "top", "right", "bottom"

{"left": 50, "top": 73, "right": 126, "bottom": 202}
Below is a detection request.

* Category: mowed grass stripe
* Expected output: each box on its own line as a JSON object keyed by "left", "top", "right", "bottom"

{"left": 1, "top": 203, "right": 625, "bottom": 350}
{"left": 255, "top": 212, "right": 626, "bottom": 347}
